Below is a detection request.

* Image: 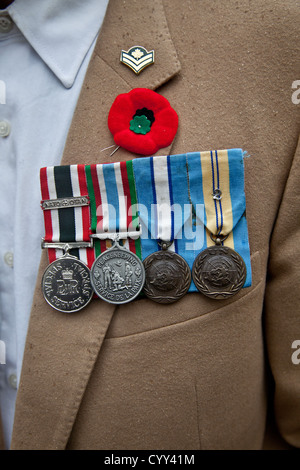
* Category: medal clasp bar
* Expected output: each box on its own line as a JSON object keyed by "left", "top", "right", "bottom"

{"left": 41, "top": 196, "right": 89, "bottom": 210}
{"left": 90, "top": 225, "right": 142, "bottom": 242}
{"left": 41, "top": 239, "right": 93, "bottom": 254}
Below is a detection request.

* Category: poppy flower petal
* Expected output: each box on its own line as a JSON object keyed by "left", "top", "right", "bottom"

{"left": 150, "top": 108, "right": 179, "bottom": 147}
{"left": 108, "top": 94, "right": 136, "bottom": 134}
{"left": 129, "top": 88, "right": 171, "bottom": 113}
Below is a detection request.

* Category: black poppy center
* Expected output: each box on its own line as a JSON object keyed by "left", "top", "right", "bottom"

{"left": 133, "top": 108, "right": 155, "bottom": 126}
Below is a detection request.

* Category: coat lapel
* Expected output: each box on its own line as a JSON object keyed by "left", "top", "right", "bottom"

{"left": 95, "top": 0, "right": 181, "bottom": 92}
{"left": 11, "top": 0, "right": 181, "bottom": 450}
{"left": 60, "top": 0, "right": 181, "bottom": 167}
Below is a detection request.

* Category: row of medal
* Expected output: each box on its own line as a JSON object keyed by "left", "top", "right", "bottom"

{"left": 41, "top": 233, "right": 247, "bottom": 313}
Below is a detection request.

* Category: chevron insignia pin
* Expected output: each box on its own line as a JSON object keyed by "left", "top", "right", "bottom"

{"left": 120, "top": 46, "right": 154, "bottom": 74}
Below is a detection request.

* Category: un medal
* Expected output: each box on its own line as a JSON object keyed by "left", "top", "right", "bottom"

{"left": 90, "top": 245, "right": 145, "bottom": 304}
{"left": 143, "top": 251, "right": 191, "bottom": 304}
{"left": 192, "top": 246, "right": 247, "bottom": 299}
{"left": 41, "top": 255, "right": 94, "bottom": 313}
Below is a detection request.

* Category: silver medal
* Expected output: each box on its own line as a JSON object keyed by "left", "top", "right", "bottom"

{"left": 41, "top": 253, "right": 94, "bottom": 313}
{"left": 90, "top": 241, "right": 145, "bottom": 304}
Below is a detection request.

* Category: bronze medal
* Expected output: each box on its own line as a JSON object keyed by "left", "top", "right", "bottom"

{"left": 143, "top": 242, "right": 191, "bottom": 304}
{"left": 192, "top": 244, "right": 247, "bottom": 299}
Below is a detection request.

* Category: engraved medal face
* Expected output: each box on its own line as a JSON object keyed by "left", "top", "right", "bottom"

{"left": 42, "top": 255, "right": 94, "bottom": 313}
{"left": 143, "top": 251, "right": 191, "bottom": 304}
{"left": 90, "top": 245, "right": 145, "bottom": 304}
{"left": 192, "top": 246, "right": 247, "bottom": 299}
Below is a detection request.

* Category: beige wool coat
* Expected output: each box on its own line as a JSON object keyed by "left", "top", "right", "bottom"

{"left": 3, "top": 0, "right": 300, "bottom": 450}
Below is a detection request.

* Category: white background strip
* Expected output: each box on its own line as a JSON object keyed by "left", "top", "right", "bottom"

{"left": 153, "top": 156, "right": 174, "bottom": 251}
{"left": 70, "top": 165, "right": 87, "bottom": 264}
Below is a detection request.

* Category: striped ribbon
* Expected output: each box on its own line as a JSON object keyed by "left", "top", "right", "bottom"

{"left": 40, "top": 148, "right": 252, "bottom": 292}
{"left": 40, "top": 165, "right": 92, "bottom": 264}
{"left": 184, "top": 149, "right": 251, "bottom": 287}
{"left": 150, "top": 155, "right": 175, "bottom": 248}
{"left": 85, "top": 161, "right": 141, "bottom": 260}
{"left": 40, "top": 162, "right": 141, "bottom": 269}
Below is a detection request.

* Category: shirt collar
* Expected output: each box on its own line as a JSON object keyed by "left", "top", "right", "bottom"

{"left": 7, "top": 0, "right": 109, "bottom": 88}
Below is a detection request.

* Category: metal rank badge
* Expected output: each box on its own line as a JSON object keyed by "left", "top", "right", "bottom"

{"left": 192, "top": 237, "right": 247, "bottom": 300}
{"left": 143, "top": 241, "right": 191, "bottom": 304}
{"left": 120, "top": 46, "right": 154, "bottom": 74}
{"left": 90, "top": 241, "right": 145, "bottom": 305}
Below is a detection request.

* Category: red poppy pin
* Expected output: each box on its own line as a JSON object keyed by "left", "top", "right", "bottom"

{"left": 108, "top": 88, "right": 178, "bottom": 156}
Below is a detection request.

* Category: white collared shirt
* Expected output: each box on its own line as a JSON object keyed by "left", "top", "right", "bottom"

{"left": 0, "top": 0, "right": 109, "bottom": 448}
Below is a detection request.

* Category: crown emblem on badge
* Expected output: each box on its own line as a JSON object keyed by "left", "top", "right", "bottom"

{"left": 62, "top": 268, "right": 74, "bottom": 280}
{"left": 120, "top": 46, "right": 154, "bottom": 74}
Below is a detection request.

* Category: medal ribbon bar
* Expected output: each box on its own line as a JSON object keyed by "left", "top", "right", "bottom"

{"left": 85, "top": 161, "right": 142, "bottom": 260}
{"left": 40, "top": 165, "right": 92, "bottom": 265}
{"left": 86, "top": 161, "right": 145, "bottom": 304}
{"left": 189, "top": 150, "right": 248, "bottom": 298}
{"left": 40, "top": 165, "right": 94, "bottom": 312}
{"left": 40, "top": 149, "right": 252, "bottom": 294}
